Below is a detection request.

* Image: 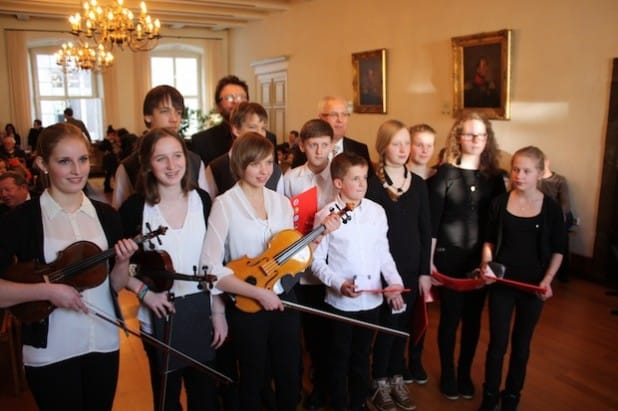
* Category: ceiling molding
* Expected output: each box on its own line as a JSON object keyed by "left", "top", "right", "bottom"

{"left": 0, "top": 0, "right": 307, "bottom": 31}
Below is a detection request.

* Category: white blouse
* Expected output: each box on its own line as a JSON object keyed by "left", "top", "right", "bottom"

{"left": 137, "top": 189, "right": 211, "bottom": 332}
{"left": 24, "top": 191, "right": 119, "bottom": 367}
{"left": 202, "top": 184, "right": 294, "bottom": 293}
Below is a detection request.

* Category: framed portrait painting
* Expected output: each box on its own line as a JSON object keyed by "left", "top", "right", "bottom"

{"left": 352, "top": 48, "right": 387, "bottom": 114}
{"left": 452, "top": 29, "right": 512, "bottom": 120}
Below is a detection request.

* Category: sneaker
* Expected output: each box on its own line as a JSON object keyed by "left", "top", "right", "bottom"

{"left": 370, "top": 378, "right": 397, "bottom": 411}
{"left": 390, "top": 375, "right": 416, "bottom": 410}
{"left": 410, "top": 363, "right": 428, "bottom": 385}
{"left": 440, "top": 374, "right": 459, "bottom": 400}
{"left": 458, "top": 376, "right": 475, "bottom": 399}
{"left": 402, "top": 368, "right": 414, "bottom": 384}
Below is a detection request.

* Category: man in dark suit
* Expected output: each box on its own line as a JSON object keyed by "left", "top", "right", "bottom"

{"left": 64, "top": 107, "right": 92, "bottom": 142}
{"left": 191, "top": 75, "right": 276, "bottom": 167}
{"left": 290, "top": 96, "right": 373, "bottom": 176}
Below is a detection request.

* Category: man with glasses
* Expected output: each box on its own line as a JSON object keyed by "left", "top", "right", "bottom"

{"left": 191, "top": 75, "right": 275, "bottom": 167}
{"left": 291, "top": 96, "right": 373, "bottom": 176}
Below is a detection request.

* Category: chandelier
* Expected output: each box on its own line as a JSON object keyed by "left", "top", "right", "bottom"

{"left": 69, "top": 0, "right": 161, "bottom": 52}
{"left": 55, "top": 41, "right": 114, "bottom": 72}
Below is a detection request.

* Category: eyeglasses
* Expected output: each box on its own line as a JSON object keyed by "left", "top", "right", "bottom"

{"left": 460, "top": 132, "right": 488, "bottom": 141}
{"left": 220, "top": 94, "right": 247, "bottom": 103}
{"left": 321, "top": 112, "right": 351, "bottom": 120}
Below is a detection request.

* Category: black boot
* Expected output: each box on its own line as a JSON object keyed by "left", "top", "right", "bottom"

{"left": 478, "top": 386, "right": 499, "bottom": 411}
{"left": 500, "top": 391, "right": 520, "bottom": 411}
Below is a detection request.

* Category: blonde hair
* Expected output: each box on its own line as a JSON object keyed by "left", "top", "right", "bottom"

{"left": 512, "top": 146, "right": 545, "bottom": 172}
{"left": 375, "top": 119, "right": 409, "bottom": 201}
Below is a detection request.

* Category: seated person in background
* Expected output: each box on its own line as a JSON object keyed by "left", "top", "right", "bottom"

{"left": 0, "top": 171, "right": 32, "bottom": 215}
{"left": 205, "top": 102, "right": 283, "bottom": 198}
{"left": 1, "top": 134, "right": 27, "bottom": 166}
{"left": 538, "top": 156, "right": 574, "bottom": 282}
{"left": 407, "top": 123, "right": 437, "bottom": 180}
{"left": 4, "top": 123, "right": 22, "bottom": 149}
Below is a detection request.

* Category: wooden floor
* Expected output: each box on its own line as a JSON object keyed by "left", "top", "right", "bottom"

{"left": 1, "top": 179, "right": 617, "bottom": 410}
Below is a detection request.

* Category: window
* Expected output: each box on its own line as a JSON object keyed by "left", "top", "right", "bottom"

{"left": 150, "top": 51, "right": 202, "bottom": 137}
{"left": 30, "top": 47, "right": 103, "bottom": 141}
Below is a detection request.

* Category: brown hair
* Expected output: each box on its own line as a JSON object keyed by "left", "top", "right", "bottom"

{"left": 143, "top": 85, "right": 185, "bottom": 128}
{"left": 36, "top": 122, "right": 87, "bottom": 163}
{"left": 443, "top": 111, "right": 500, "bottom": 175}
{"left": 374, "top": 119, "right": 409, "bottom": 201}
{"left": 512, "top": 146, "right": 545, "bottom": 172}
{"left": 137, "top": 128, "right": 193, "bottom": 204}
{"left": 300, "top": 119, "right": 334, "bottom": 141}
{"left": 229, "top": 132, "right": 274, "bottom": 180}
{"left": 229, "top": 102, "right": 268, "bottom": 132}
{"left": 330, "top": 152, "right": 368, "bottom": 181}
{"left": 0, "top": 170, "right": 28, "bottom": 187}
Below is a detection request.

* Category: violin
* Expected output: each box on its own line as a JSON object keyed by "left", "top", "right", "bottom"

{"left": 230, "top": 203, "right": 354, "bottom": 313}
{"left": 132, "top": 250, "right": 217, "bottom": 293}
{"left": 5, "top": 226, "right": 168, "bottom": 324}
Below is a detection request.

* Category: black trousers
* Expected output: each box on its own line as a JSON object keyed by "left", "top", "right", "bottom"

{"left": 143, "top": 341, "right": 219, "bottom": 411}
{"left": 296, "top": 283, "right": 332, "bottom": 394}
{"left": 328, "top": 305, "right": 380, "bottom": 410}
{"left": 483, "top": 284, "right": 543, "bottom": 396}
{"left": 437, "top": 287, "right": 487, "bottom": 379}
{"left": 25, "top": 351, "right": 119, "bottom": 411}
{"left": 229, "top": 300, "right": 301, "bottom": 411}
{"left": 372, "top": 289, "right": 417, "bottom": 379}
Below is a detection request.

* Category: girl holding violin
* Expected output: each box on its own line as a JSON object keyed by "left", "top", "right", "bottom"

{"left": 119, "top": 128, "right": 227, "bottom": 411}
{"left": 0, "top": 122, "right": 138, "bottom": 411}
{"left": 202, "top": 132, "right": 339, "bottom": 411}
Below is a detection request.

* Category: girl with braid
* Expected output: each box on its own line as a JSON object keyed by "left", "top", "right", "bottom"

{"left": 367, "top": 120, "right": 432, "bottom": 411}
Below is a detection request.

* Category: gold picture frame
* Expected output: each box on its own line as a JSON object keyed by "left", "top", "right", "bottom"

{"left": 452, "top": 29, "right": 512, "bottom": 120}
{"left": 352, "top": 48, "right": 387, "bottom": 114}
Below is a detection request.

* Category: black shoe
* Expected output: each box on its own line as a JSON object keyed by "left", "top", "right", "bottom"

{"left": 402, "top": 369, "right": 414, "bottom": 384}
{"left": 303, "top": 389, "right": 326, "bottom": 411}
{"left": 478, "top": 387, "right": 499, "bottom": 411}
{"left": 440, "top": 375, "right": 459, "bottom": 400}
{"left": 410, "top": 363, "right": 428, "bottom": 385}
{"left": 458, "top": 376, "right": 475, "bottom": 399}
{"left": 500, "top": 391, "right": 520, "bottom": 411}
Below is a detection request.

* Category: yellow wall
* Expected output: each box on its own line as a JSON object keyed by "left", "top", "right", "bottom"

{"left": 227, "top": 0, "right": 618, "bottom": 257}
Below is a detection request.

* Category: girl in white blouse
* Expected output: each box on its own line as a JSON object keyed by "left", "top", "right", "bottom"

{"left": 0, "top": 122, "right": 137, "bottom": 411}
{"left": 202, "top": 132, "right": 338, "bottom": 411}
{"left": 119, "top": 128, "right": 227, "bottom": 411}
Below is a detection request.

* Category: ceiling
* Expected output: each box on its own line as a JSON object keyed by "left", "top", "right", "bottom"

{"left": 0, "top": 0, "right": 306, "bottom": 31}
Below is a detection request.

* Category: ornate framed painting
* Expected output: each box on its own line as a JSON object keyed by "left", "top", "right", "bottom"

{"left": 352, "top": 48, "right": 387, "bottom": 114}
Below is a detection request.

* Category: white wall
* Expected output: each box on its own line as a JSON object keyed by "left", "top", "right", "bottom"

{"left": 227, "top": 0, "right": 618, "bottom": 257}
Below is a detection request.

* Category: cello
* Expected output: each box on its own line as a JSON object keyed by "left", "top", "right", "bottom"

{"left": 4, "top": 226, "right": 167, "bottom": 324}
{"left": 230, "top": 203, "right": 353, "bottom": 313}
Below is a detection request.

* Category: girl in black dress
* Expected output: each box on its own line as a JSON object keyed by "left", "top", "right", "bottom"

{"left": 478, "top": 146, "right": 566, "bottom": 411}
{"left": 367, "top": 119, "right": 431, "bottom": 411}
{"left": 427, "top": 112, "right": 505, "bottom": 400}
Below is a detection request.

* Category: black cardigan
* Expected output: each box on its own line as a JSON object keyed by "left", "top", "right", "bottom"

{"left": 0, "top": 197, "right": 124, "bottom": 347}
{"left": 485, "top": 192, "right": 567, "bottom": 271}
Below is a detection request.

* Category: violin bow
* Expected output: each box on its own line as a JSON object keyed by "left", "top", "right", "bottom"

{"left": 281, "top": 301, "right": 409, "bottom": 338}
{"left": 84, "top": 302, "right": 232, "bottom": 384}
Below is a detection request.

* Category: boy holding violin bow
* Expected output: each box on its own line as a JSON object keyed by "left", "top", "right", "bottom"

{"left": 311, "top": 152, "right": 406, "bottom": 411}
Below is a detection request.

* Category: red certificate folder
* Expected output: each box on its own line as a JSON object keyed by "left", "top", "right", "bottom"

{"left": 289, "top": 186, "right": 318, "bottom": 235}
{"left": 484, "top": 263, "right": 548, "bottom": 294}
{"left": 431, "top": 270, "right": 486, "bottom": 291}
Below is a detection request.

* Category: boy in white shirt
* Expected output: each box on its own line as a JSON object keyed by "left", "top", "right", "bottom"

{"left": 283, "top": 118, "right": 338, "bottom": 410}
{"left": 311, "top": 152, "right": 405, "bottom": 411}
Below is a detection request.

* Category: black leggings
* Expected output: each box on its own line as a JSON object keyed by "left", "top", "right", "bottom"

{"left": 483, "top": 284, "right": 543, "bottom": 395}
{"left": 437, "top": 287, "right": 487, "bottom": 379}
{"left": 25, "top": 351, "right": 119, "bottom": 411}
